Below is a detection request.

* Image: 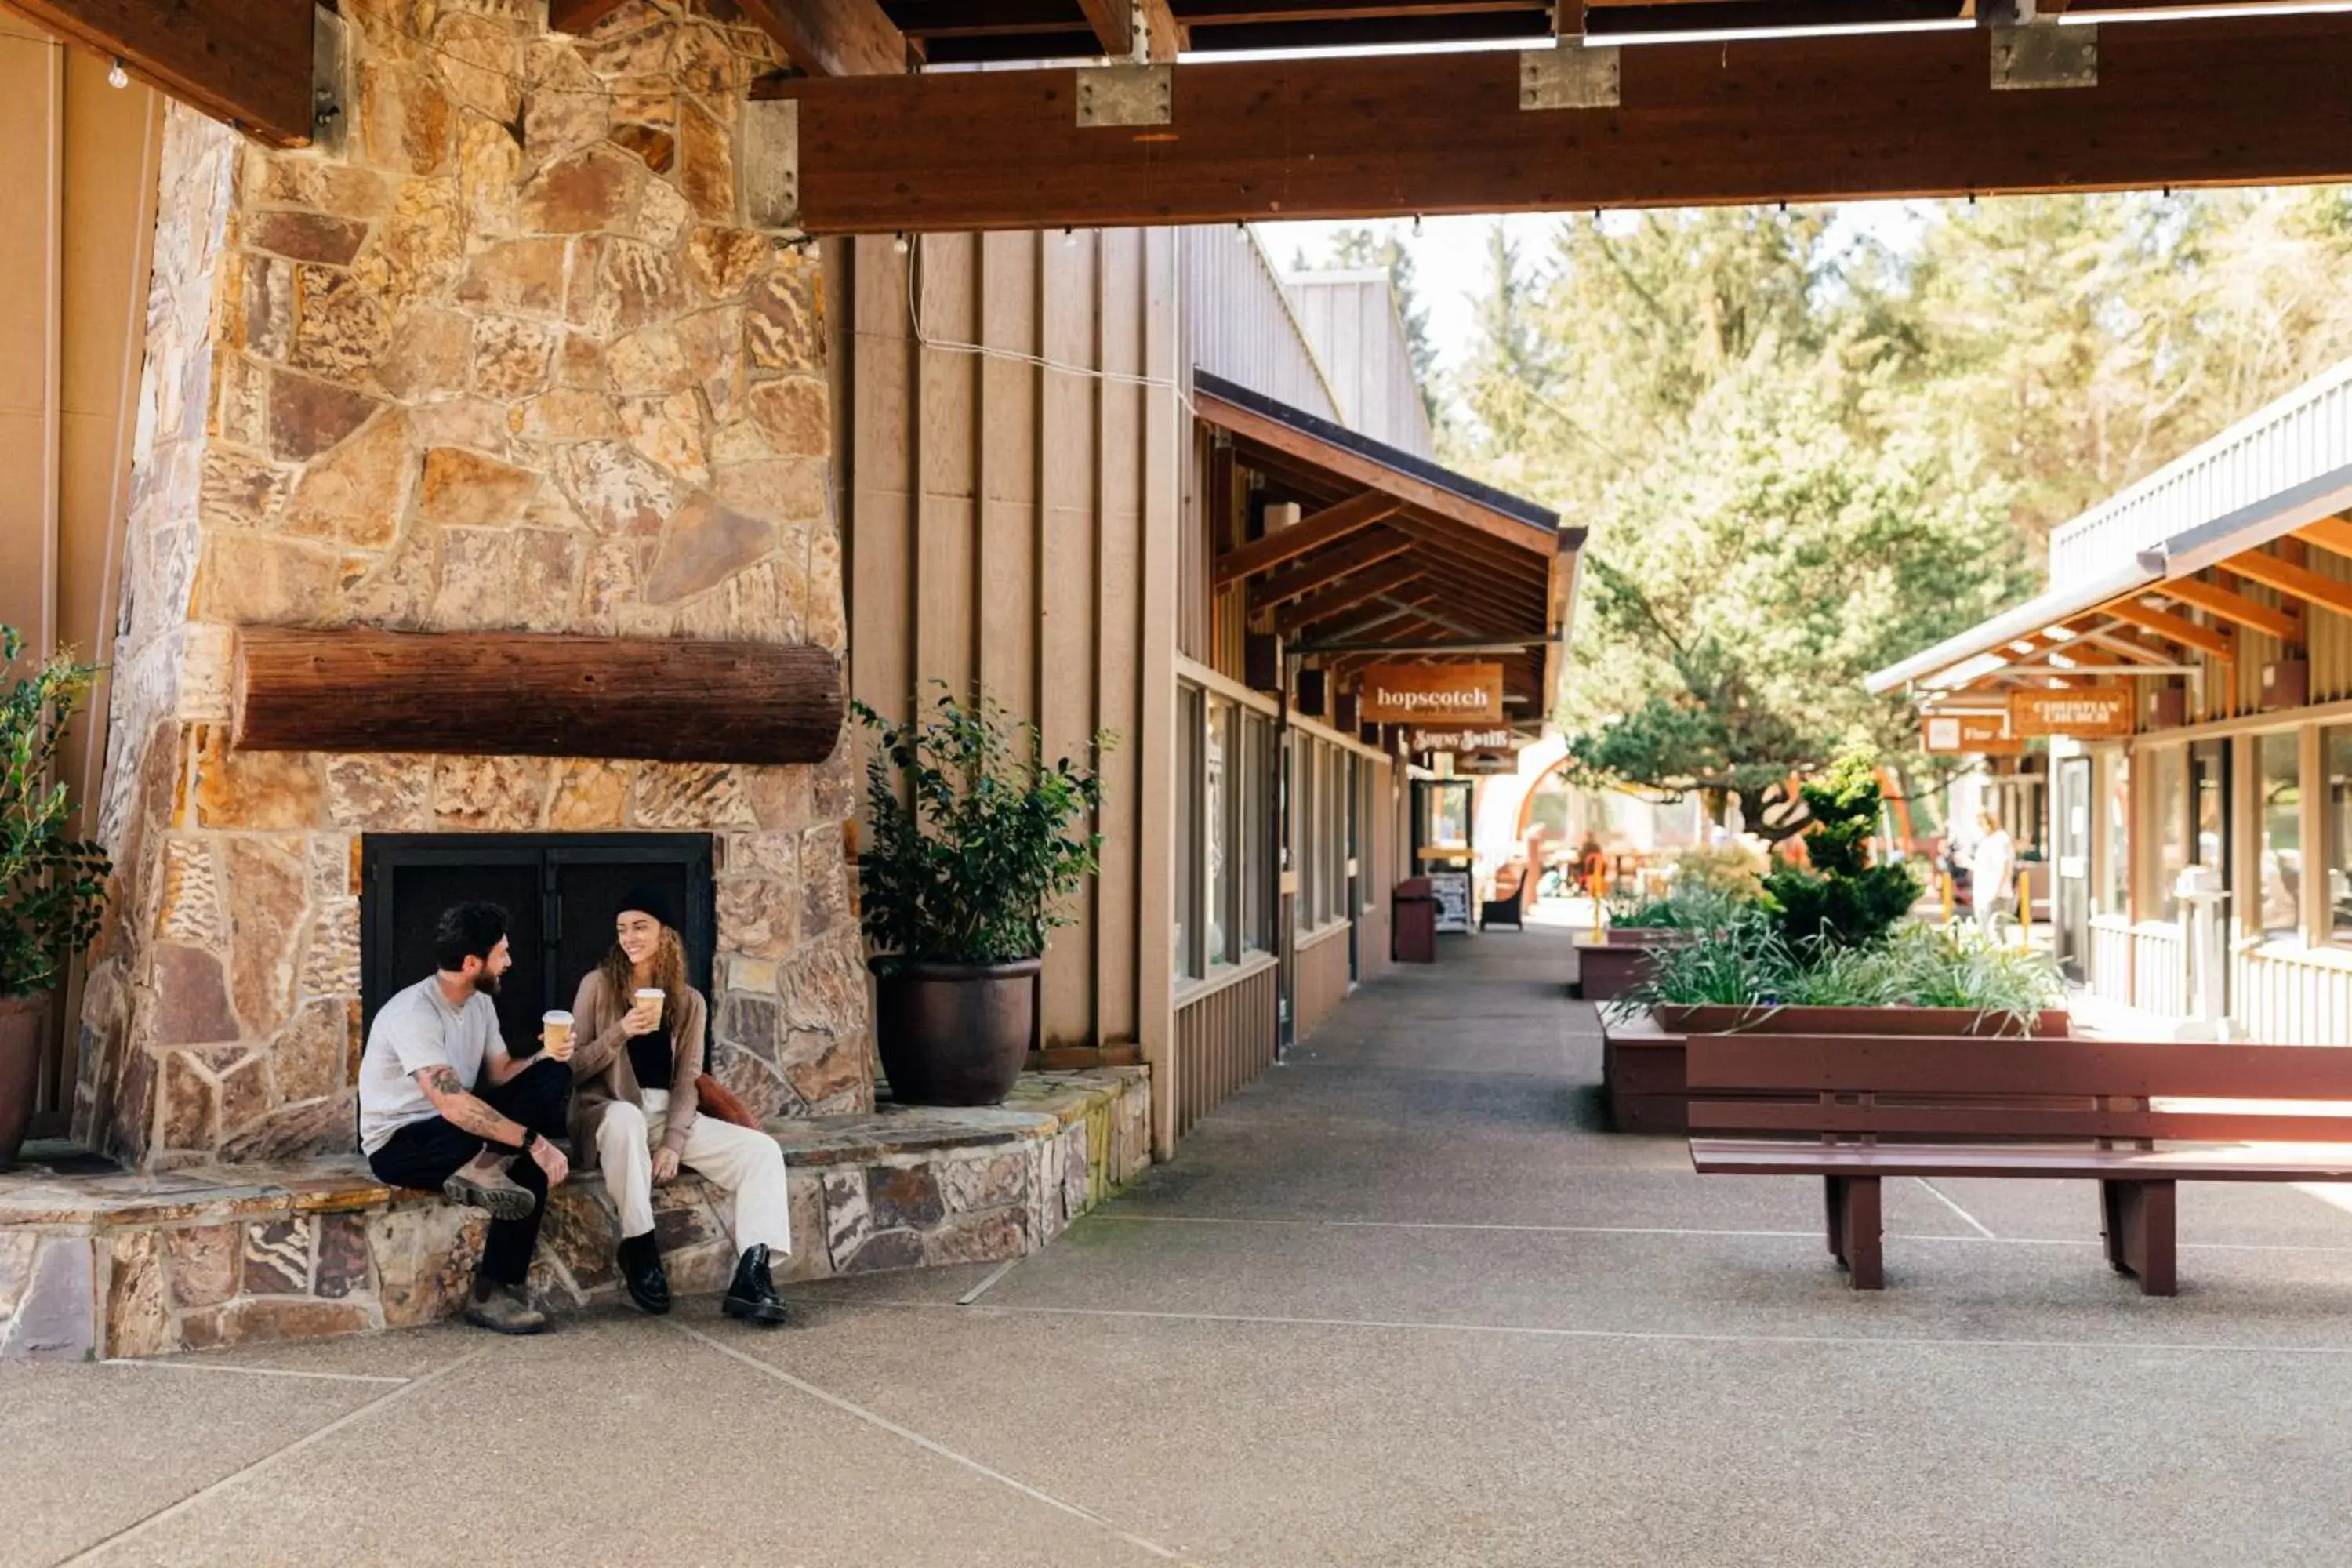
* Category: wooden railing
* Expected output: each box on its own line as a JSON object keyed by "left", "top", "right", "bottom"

{"left": 1173, "top": 957, "right": 1279, "bottom": 1137}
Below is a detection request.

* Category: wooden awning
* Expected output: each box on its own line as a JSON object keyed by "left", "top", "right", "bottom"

{"left": 1196, "top": 372, "right": 1577, "bottom": 734}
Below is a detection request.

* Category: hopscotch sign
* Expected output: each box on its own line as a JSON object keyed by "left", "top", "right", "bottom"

{"left": 1358, "top": 663, "right": 1505, "bottom": 724}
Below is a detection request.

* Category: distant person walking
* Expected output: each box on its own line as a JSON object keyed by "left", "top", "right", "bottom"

{"left": 1970, "top": 810, "right": 2017, "bottom": 937}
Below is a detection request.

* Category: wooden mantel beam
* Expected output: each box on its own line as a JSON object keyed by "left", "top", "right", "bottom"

{"left": 764, "top": 16, "right": 2352, "bottom": 232}
{"left": 0, "top": 0, "right": 317, "bottom": 147}
{"left": 234, "top": 629, "right": 844, "bottom": 765}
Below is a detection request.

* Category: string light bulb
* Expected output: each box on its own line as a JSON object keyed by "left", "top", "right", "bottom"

{"left": 107, "top": 56, "right": 128, "bottom": 89}
{"left": 1411, "top": 214, "right": 1423, "bottom": 237}
{"left": 891, "top": 233, "right": 909, "bottom": 256}
{"left": 1233, "top": 222, "right": 1247, "bottom": 245}
{"left": 1062, "top": 227, "right": 1078, "bottom": 248}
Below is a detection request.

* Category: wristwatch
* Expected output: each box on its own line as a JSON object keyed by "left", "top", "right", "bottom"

{"left": 517, "top": 1128, "right": 541, "bottom": 1154}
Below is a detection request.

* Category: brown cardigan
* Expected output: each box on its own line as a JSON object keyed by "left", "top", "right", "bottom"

{"left": 565, "top": 968, "right": 708, "bottom": 1172}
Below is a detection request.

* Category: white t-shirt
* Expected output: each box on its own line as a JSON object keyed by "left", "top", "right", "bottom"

{"left": 1971, "top": 829, "right": 2017, "bottom": 906}
{"left": 358, "top": 977, "right": 503, "bottom": 1154}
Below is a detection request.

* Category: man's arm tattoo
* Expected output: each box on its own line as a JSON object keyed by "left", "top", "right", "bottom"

{"left": 416, "top": 1065, "right": 510, "bottom": 1141}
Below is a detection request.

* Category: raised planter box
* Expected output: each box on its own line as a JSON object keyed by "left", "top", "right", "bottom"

{"left": 1602, "top": 1005, "right": 2072, "bottom": 1134}
{"left": 1571, "top": 928, "right": 1686, "bottom": 1001}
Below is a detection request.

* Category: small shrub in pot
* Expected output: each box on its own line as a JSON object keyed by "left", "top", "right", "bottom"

{"left": 0, "top": 630, "right": 109, "bottom": 1167}
{"left": 855, "top": 685, "right": 1112, "bottom": 1105}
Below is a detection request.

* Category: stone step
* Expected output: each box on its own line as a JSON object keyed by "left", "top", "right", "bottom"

{"left": 0, "top": 1069, "right": 1148, "bottom": 1360}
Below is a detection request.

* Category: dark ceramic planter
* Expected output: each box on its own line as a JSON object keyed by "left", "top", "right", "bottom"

{"left": 0, "top": 991, "right": 53, "bottom": 1169}
{"left": 874, "top": 958, "right": 1042, "bottom": 1107}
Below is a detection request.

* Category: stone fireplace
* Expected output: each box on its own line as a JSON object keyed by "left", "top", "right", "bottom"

{"left": 71, "top": 0, "right": 869, "bottom": 1170}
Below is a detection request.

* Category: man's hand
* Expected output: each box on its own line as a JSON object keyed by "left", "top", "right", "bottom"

{"left": 529, "top": 1135, "right": 570, "bottom": 1185}
{"left": 652, "top": 1147, "right": 681, "bottom": 1183}
{"left": 620, "top": 999, "right": 662, "bottom": 1038}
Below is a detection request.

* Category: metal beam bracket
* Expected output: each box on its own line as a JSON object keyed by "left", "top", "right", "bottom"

{"left": 741, "top": 98, "right": 800, "bottom": 231}
{"left": 1076, "top": 63, "right": 1172, "bottom": 128}
{"left": 1521, "top": 41, "right": 1619, "bottom": 111}
{"left": 309, "top": 2, "right": 350, "bottom": 155}
{"left": 1991, "top": 24, "right": 2097, "bottom": 90}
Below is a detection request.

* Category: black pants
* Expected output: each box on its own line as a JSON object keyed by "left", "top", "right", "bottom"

{"left": 366, "top": 1057, "right": 572, "bottom": 1287}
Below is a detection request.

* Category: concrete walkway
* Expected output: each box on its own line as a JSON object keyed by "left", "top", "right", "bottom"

{"left": 13, "top": 926, "right": 2352, "bottom": 1566}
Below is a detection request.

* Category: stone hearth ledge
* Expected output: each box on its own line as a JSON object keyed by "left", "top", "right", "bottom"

{"left": 0, "top": 1069, "right": 1148, "bottom": 1360}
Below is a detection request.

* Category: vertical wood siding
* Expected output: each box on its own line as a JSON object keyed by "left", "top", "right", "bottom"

{"left": 1173, "top": 961, "right": 1279, "bottom": 1136}
{"left": 1283, "top": 274, "right": 1435, "bottom": 459}
{"left": 1178, "top": 227, "right": 1338, "bottom": 426}
{"left": 1293, "top": 923, "right": 1353, "bottom": 1040}
{"left": 0, "top": 28, "right": 159, "bottom": 1127}
{"left": 839, "top": 230, "right": 1178, "bottom": 1053}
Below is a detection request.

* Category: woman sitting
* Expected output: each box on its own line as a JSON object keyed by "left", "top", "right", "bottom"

{"left": 566, "top": 885, "right": 791, "bottom": 1325}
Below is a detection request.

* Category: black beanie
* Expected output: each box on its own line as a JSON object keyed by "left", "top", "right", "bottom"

{"left": 615, "top": 883, "right": 680, "bottom": 932}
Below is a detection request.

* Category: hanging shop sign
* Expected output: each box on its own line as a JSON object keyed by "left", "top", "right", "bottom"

{"left": 1453, "top": 749, "right": 1520, "bottom": 775}
{"left": 1359, "top": 662, "right": 1506, "bottom": 724}
{"left": 1406, "top": 724, "right": 1519, "bottom": 753}
{"left": 2009, "top": 685, "right": 2133, "bottom": 739}
{"left": 1921, "top": 712, "right": 2023, "bottom": 756}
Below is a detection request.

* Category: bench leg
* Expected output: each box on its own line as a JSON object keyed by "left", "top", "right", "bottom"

{"left": 2100, "top": 1179, "right": 2178, "bottom": 1298}
{"left": 1823, "top": 1175, "right": 1883, "bottom": 1290}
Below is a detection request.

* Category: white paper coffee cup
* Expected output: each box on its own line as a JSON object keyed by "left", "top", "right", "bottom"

{"left": 634, "top": 988, "right": 665, "bottom": 1025}
{"left": 541, "top": 1011, "right": 574, "bottom": 1057}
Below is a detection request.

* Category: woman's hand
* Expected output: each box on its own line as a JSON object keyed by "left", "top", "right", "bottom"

{"left": 652, "top": 1147, "right": 681, "bottom": 1183}
{"left": 620, "top": 998, "right": 662, "bottom": 1037}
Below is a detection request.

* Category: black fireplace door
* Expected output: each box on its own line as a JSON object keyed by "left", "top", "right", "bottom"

{"left": 361, "top": 834, "right": 716, "bottom": 1062}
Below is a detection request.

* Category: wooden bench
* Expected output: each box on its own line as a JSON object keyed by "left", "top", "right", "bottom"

{"left": 1685, "top": 1033, "right": 2352, "bottom": 1295}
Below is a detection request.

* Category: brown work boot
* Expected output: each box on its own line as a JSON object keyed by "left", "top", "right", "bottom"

{"left": 442, "top": 1150, "right": 535, "bottom": 1221}
{"left": 463, "top": 1283, "right": 547, "bottom": 1336}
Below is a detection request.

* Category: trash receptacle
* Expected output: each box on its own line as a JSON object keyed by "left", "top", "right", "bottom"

{"left": 1393, "top": 877, "right": 1437, "bottom": 964}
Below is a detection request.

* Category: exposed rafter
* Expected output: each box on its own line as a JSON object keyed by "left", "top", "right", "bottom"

{"left": 736, "top": 0, "right": 908, "bottom": 78}
{"left": 1076, "top": 0, "right": 1181, "bottom": 60}
{"left": 764, "top": 17, "right": 2352, "bottom": 233}
{"left": 1252, "top": 530, "right": 1415, "bottom": 608}
{"left": 1214, "top": 492, "right": 1400, "bottom": 586}
{"left": 2107, "top": 600, "right": 2235, "bottom": 663}
{"left": 2294, "top": 515, "right": 2352, "bottom": 561}
{"left": 2156, "top": 577, "right": 2302, "bottom": 644}
{"left": 2, "top": 0, "right": 317, "bottom": 146}
{"left": 1276, "top": 560, "right": 1428, "bottom": 637}
{"left": 2224, "top": 549, "right": 2352, "bottom": 622}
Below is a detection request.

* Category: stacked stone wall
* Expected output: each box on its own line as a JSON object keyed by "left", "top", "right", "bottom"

{"left": 77, "top": 0, "right": 867, "bottom": 1168}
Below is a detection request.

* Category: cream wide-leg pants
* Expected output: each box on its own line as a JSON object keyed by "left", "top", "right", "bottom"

{"left": 596, "top": 1089, "right": 791, "bottom": 1256}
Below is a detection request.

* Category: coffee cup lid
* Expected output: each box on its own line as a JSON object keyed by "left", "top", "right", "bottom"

{"left": 543, "top": 1010, "right": 572, "bottom": 1022}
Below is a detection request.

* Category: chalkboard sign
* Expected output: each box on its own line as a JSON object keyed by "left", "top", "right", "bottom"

{"left": 1431, "top": 871, "right": 1472, "bottom": 934}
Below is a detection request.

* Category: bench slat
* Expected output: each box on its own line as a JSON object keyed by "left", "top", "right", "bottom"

{"left": 1683, "top": 1035, "right": 2352, "bottom": 1098}
{"left": 1689, "top": 1138, "right": 2352, "bottom": 1181}
{"left": 1688, "top": 1102, "right": 2352, "bottom": 1143}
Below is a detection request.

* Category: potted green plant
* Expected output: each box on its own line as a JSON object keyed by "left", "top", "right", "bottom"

{"left": 855, "top": 686, "right": 1111, "bottom": 1106}
{"left": 0, "top": 630, "right": 109, "bottom": 1168}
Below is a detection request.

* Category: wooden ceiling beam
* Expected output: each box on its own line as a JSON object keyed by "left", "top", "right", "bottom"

{"left": 1076, "top": 0, "right": 1183, "bottom": 59}
{"left": 766, "top": 16, "right": 2352, "bottom": 231}
{"left": 2, "top": 0, "right": 316, "bottom": 146}
{"left": 1214, "top": 492, "right": 1401, "bottom": 586}
{"left": 1276, "top": 560, "right": 1429, "bottom": 636}
{"left": 2293, "top": 515, "right": 2352, "bottom": 562}
{"left": 2225, "top": 548, "right": 2352, "bottom": 623}
{"left": 2155, "top": 576, "right": 2301, "bottom": 644}
{"left": 2107, "top": 600, "right": 2235, "bottom": 663}
{"left": 736, "top": 0, "right": 909, "bottom": 78}
{"left": 1253, "top": 528, "right": 1416, "bottom": 608}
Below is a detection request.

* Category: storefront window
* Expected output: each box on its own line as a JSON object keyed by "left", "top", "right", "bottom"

{"left": 2101, "top": 753, "right": 2130, "bottom": 918}
{"left": 2325, "top": 728, "right": 2352, "bottom": 941}
{"left": 2151, "top": 746, "right": 2188, "bottom": 923}
{"left": 1174, "top": 684, "right": 1203, "bottom": 980}
{"left": 1205, "top": 696, "right": 1233, "bottom": 967}
{"left": 2258, "top": 732, "right": 2302, "bottom": 938}
{"left": 1241, "top": 712, "right": 1273, "bottom": 955}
